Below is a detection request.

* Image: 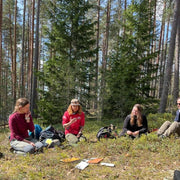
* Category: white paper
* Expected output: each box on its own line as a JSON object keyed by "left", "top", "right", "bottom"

{"left": 100, "top": 163, "right": 115, "bottom": 167}
{"left": 75, "top": 161, "right": 89, "bottom": 170}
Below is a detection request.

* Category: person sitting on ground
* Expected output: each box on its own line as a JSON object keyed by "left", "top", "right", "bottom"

{"left": 9, "top": 98, "right": 43, "bottom": 154}
{"left": 62, "top": 98, "right": 86, "bottom": 145}
{"left": 119, "top": 104, "right": 148, "bottom": 139}
{"left": 157, "top": 98, "right": 180, "bottom": 138}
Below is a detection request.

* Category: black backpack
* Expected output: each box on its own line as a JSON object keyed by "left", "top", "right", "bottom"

{"left": 39, "top": 125, "right": 65, "bottom": 143}
{"left": 96, "top": 124, "right": 117, "bottom": 141}
{"left": 174, "top": 170, "right": 180, "bottom": 180}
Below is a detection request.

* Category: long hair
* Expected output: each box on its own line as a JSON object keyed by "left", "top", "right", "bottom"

{"left": 130, "top": 104, "right": 143, "bottom": 127}
{"left": 12, "top": 98, "right": 29, "bottom": 113}
{"left": 67, "top": 104, "right": 83, "bottom": 115}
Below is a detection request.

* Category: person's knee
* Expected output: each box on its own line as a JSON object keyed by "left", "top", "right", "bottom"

{"left": 164, "top": 121, "right": 171, "bottom": 125}
{"left": 23, "top": 144, "right": 35, "bottom": 153}
{"left": 35, "top": 141, "right": 44, "bottom": 149}
{"left": 66, "top": 134, "right": 78, "bottom": 144}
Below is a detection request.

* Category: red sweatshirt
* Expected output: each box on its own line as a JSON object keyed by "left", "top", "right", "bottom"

{"left": 62, "top": 111, "right": 85, "bottom": 135}
{"left": 9, "top": 112, "right": 35, "bottom": 141}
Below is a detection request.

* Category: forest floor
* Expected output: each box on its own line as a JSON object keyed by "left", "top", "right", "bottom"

{"left": 0, "top": 118, "right": 180, "bottom": 180}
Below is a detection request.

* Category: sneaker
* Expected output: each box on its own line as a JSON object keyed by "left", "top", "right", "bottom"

{"left": 13, "top": 150, "right": 27, "bottom": 156}
{"left": 159, "top": 135, "right": 166, "bottom": 139}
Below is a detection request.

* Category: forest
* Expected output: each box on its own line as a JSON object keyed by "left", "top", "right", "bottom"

{"left": 0, "top": 0, "right": 180, "bottom": 125}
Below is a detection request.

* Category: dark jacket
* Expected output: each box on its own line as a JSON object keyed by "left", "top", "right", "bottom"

{"left": 174, "top": 110, "right": 180, "bottom": 122}
{"left": 119, "top": 114, "right": 148, "bottom": 137}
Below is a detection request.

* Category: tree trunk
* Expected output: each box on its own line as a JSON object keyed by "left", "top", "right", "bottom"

{"left": 29, "top": 0, "right": 35, "bottom": 104}
{"left": 0, "top": 0, "right": 2, "bottom": 103}
{"left": 153, "top": 0, "right": 165, "bottom": 98}
{"left": 13, "top": 0, "right": 17, "bottom": 103}
{"left": 20, "top": 0, "right": 26, "bottom": 97}
{"left": 99, "top": 0, "right": 111, "bottom": 120}
{"left": 173, "top": 16, "right": 180, "bottom": 104}
{"left": 159, "top": 3, "right": 171, "bottom": 98}
{"left": 9, "top": 3, "right": 14, "bottom": 103}
{"left": 159, "top": 0, "right": 180, "bottom": 113}
{"left": 95, "top": 0, "right": 100, "bottom": 110}
{"left": 31, "top": 0, "right": 41, "bottom": 118}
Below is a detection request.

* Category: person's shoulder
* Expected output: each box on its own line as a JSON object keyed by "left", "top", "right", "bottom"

{"left": 81, "top": 111, "right": 85, "bottom": 115}
{"left": 126, "top": 114, "right": 131, "bottom": 118}
{"left": 9, "top": 112, "right": 17, "bottom": 119}
{"left": 124, "top": 114, "right": 131, "bottom": 120}
{"left": 63, "top": 111, "right": 69, "bottom": 116}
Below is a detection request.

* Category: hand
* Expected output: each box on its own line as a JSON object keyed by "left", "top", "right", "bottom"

{"left": 126, "top": 130, "right": 133, "bottom": 135}
{"left": 132, "top": 131, "right": 139, "bottom": 136}
{"left": 29, "top": 142, "right": 35, "bottom": 147}
{"left": 25, "top": 111, "right": 31, "bottom": 123}
{"left": 70, "top": 118, "right": 77, "bottom": 124}
{"left": 77, "top": 132, "right": 82, "bottom": 138}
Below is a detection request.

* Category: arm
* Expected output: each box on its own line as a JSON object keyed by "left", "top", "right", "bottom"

{"left": 9, "top": 116, "right": 24, "bottom": 141}
{"left": 174, "top": 110, "right": 179, "bottom": 122}
{"left": 27, "top": 115, "right": 35, "bottom": 132}
{"left": 138, "top": 115, "right": 148, "bottom": 134}
{"left": 63, "top": 117, "right": 77, "bottom": 129}
{"left": 23, "top": 139, "right": 35, "bottom": 146}
{"left": 62, "top": 112, "right": 77, "bottom": 129}
{"left": 77, "top": 112, "right": 85, "bottom": 137}
{"left": 123, "top": 115, "right": 134, "bottom": 135}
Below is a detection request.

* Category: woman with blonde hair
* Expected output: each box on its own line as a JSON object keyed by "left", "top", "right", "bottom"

{"left": 9, "top": 98, "right": 43, "bottom": 154}
{"left": 62, "top": 99, "right": 86, "bottom": 144}
{"left": 119, "top": 104, "right": 148, "bottom": 139}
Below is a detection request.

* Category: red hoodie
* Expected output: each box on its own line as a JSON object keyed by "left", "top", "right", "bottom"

{"left": 9, "top": 112, "right": 35, "bottom": 141}
{"left": 62, "top": 111, "right": 85, "bottom": 135}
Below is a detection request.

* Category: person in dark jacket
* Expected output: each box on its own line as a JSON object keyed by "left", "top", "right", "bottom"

{"left": 119, "top": 104, "right": 148, "bottom": 139}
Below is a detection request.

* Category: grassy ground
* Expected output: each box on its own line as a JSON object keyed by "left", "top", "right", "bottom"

{"left": 0, "top": 115, "right": 180, "bottom": 180}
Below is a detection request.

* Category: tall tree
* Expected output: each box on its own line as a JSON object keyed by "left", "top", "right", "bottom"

{"left": 159, "top": 0, "right": 180, "bottom": 113}
{"left": 173, "top": 16, "right": 180, "bottom": 104}
{"left": 12, "top": 0, "right": 17, "bottom": 103}
{"left": 31, "top": 0, "right": 41, "bottom": 118}
{"left": 20, "top": 0, "right": 26, "bottom": 97}
{"left": 105, "top": 0, "right": 158, "bottom": 118}
{"left": 99, "top": 0, "right": 111, "bottom": 120}
{"left": 37, "top": 0, "right": 96, "bottom": 124}
{"left": 95, "top": 0, "right": 100, "bottom": 110}
{"left": 159, "top": 1, "right": 171, "bottom": 98}
{"left": 28, "top": 0, "right": 35, "bottom": 101}
{"left": 0, "top": 0, "right": 2, "bottom": 104}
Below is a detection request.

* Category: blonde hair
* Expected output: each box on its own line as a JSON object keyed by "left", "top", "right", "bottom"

{"left": 130, "top": 104, "right": 143, "bottom": 127}
{"left": 13, "top": 98, "right": 29, "bottom": 113}
{"left": 67, "top": 104, "right": 83, "bottom": 115}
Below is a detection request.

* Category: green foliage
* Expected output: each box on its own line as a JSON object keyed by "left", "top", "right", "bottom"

{"left": 104, "top": 0, "right": 158, "bottom": 118}
{"left": 37, "top": 0, "right": 97, "bottom": 124}
{"left": 147, "top": 113, "right": 173, "bottom": 130}
{"left": 1, "top": 114, "right": 180, "bottom": 179}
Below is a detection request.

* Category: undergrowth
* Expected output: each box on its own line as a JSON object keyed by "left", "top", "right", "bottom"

{"left": 0, "top": 113, "right": 179, "bottom": 180}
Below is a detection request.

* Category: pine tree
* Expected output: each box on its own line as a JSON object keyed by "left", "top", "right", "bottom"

{"left": 37, "top": 0, "right": 96, "bottom": 124}
{"left": 104, "top": 0, "right": 158, "bottom": 118}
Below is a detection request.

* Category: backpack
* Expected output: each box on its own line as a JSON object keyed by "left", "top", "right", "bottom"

{"left": 28, "top": 124, "right": 42, "bottom": 140}
{"left": 39, "top": 125, "right": 65, "bottom": 143}
{"left": 96, "top": 124, "right": 117, "bottom": 141}
{"left": 174, "top": 170, "right": 180, "bottom": 180}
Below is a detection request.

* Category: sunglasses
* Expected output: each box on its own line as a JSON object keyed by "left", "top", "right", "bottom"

{"left": 177, "top": 103, "right": 180, "bottom": 106}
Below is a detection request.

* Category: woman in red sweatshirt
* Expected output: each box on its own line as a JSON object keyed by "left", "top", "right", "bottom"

{"left": 62, "top": 99, "right": 85, "bottom": 144}
{"left": 9, "top": 98, "right": 43, "bottom": 154}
